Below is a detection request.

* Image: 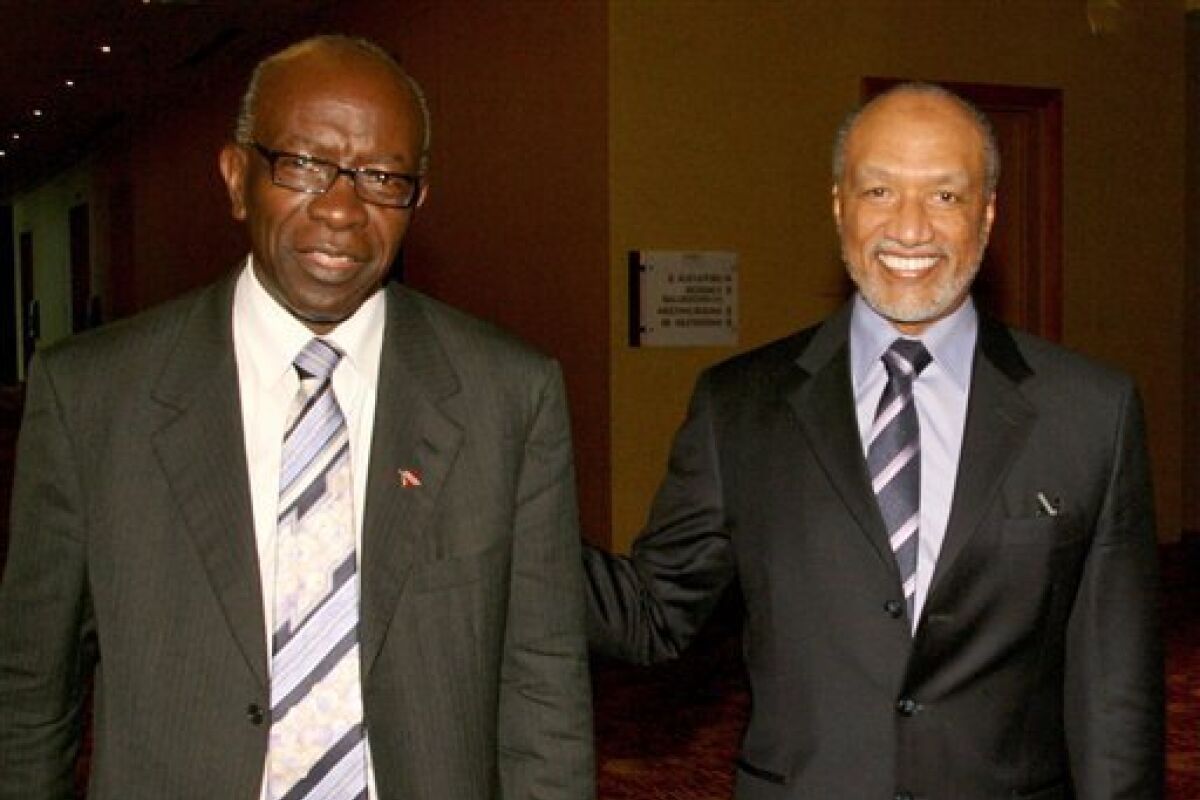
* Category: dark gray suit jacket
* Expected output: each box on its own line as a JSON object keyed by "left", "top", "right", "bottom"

{"left": 587, "top": 304, "right": 1162, "bottom": 799}
{"left": 0, "top": 276, "right": 594, "bottom": 799}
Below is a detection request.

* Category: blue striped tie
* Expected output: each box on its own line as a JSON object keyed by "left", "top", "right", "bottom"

{"left": 269, "top": 338, "right": 367, "bottom": 800}
{"left": 867, "top": 338, "right": 931, "bottom": 626}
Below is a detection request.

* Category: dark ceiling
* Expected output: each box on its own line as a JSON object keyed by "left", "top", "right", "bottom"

{"left": 0, "top": 0, "right": 337, "bottom": 201}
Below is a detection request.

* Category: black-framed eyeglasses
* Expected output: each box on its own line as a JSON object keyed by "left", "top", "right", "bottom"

{"left": 250, "top": 142, "right": 423, "bottom": 209}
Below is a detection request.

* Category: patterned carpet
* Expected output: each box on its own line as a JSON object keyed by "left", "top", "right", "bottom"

{"left": 595, "top": 548, "right": 1200, "bottom": 799}
{"left": 593, "top": 591, "right": 747, "bottom": 800}
{"left": 1164, "top": 542, "right": 1200, "bottom": 799}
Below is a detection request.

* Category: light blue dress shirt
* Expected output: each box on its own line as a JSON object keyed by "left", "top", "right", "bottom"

{"left": 850, "top": 294, "right": 978, "bottom": 628}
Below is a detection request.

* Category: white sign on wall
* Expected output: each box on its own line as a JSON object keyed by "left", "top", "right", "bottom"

{"left": 630, "top": 250, "right": 738, "bottom": 347}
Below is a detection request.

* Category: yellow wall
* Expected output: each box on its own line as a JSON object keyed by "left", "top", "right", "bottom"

{"left": 608, "top": 0, "right": 1186, "bottom": 550}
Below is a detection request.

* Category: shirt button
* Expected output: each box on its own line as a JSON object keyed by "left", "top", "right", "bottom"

{"left": 884, "top": 599, "right": 904, "bottom": 618}
{"left": 247, "top": 703, "right": 266, "bottom": 726}
{"left": 896, "top": 697, "right": 920, "bottom": 716}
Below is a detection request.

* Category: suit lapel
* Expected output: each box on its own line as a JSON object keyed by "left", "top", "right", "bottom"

{"left": 786, "top": 306, "right": 898, "bottom": 574}
{"left": 149, "top": 277, "right": 268, "bottom": 688}
{"left": 785, "top": 308, "right": 1038, "bottom": 595}
{"left": 927, "top": 317, "right": 1036, "bottom": 599}
{"left": 360, "top": 286, "right": 463, "bottom": 678}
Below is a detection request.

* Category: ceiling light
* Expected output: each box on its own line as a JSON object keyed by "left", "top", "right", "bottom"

{"left": 32, "top": 110, "right": 43, "bottom": 118}
{"left": 0, "top": 151, "right": 7, "bottom": 158}
{"left": 64, "top": 79, "right": 75, "bottom": 88}
{"left": 100, "top": 45, "right": 112, "bottom": 54}
{"left": 10, "top": 133, "right": 19, "bottom": 141}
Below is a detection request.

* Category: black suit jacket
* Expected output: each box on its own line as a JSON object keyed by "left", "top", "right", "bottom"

{"left": 0, "top": 275, "right": 594, "bottom": 799}
{"left": 587, "top": 304, "right": 1162, "bottom": 799}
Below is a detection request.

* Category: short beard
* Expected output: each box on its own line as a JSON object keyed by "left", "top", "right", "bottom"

{"left": 854, "top": 258, "right": 979, "bottom": 325}
{"left": 845, "top": 235, "right": 988, "bottom": 327}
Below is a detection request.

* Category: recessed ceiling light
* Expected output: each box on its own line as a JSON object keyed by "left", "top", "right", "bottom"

{"left": 0, "top": 151, "right": 7, "bottom": 158}
{"left": 100, "top": 45, "right": 112, "bottom": 54}
{"left": 10, "top": 133, "right": 19, "bottom": 141}
{"left": 32, "top": 110, "right": 43, "bottom": 118}
{"left": 64, "top": 79, "right": 75, "bottom": 88}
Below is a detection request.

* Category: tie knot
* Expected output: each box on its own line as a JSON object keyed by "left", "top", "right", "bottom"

{"left": 883, "top": 338, "right": 931, "bottom": 381}
{"left": 293, "top": 338, "right": 343, "bottom": 381}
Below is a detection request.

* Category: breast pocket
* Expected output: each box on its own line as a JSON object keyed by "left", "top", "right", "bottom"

{"left": 411, "top": 539, "right": 510, "bottom": 594}
{"left": 1000, "top": 515, "right": 1086, "bottom": 552}
{"left": 999, "top": 516, "right": 1090, "bottom": 617}
{"left": 409, "top": 541, "right": 512, "bottom": 681}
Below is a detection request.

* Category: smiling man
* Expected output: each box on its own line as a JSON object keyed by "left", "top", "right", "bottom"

{"left": 833, "top": 86, "right": 996, "bottom": 332}
{"left": 585, "top": 83, "right": 1163, "bottom": 798}
{"left": 0, "top": 35, "right": 593, "bottom": 800}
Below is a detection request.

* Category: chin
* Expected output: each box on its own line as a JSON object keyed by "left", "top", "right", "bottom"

{"left": 860, "top": 287, "right": 951, "bottom": 326}
{"left": 866, "top": 275, "right": 975, "bottom": 324}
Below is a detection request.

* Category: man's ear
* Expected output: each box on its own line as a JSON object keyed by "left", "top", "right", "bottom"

{"left": 218, "top": 144, "right": 249, "bottom": 221}
{"left": 831, "top": 184, "right": 843, "bottom": 231}
{"left": 982, "top": 190, "right": 997, "bottom": 243}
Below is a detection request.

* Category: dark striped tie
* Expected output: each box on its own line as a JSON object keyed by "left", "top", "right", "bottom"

{"left": 867, "top": 338, "right": 932, "bottom": 626}
{"left": 269, "top": 338, "right": 367, "bottom": 800}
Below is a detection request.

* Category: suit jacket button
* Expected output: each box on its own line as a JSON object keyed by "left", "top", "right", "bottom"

{"left": 247, "top": 703, "right": 266, "bottom": 726}
{"left": 884, "top": 600, "right": 904, "bottom": 618}
{"left": 896, "top": 698, "right": 920, "bottom": 716}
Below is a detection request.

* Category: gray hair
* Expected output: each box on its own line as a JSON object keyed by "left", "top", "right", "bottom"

{"left": 831, "top": 82, "right": 999, "bottom": 195}
{"left": 233, "top": 34, "right": 432, "bottom": 173}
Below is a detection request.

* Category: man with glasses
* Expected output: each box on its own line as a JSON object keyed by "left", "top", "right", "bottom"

{"left": 0, "top": 35, "right": 593, "bottom": 800}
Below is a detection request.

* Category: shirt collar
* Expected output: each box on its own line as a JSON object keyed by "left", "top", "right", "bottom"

{"left": 235, "top": 255, "right": 386, "bottom": 386}
{"left": 849, "top": 292, "right": 978, "bottom": 392}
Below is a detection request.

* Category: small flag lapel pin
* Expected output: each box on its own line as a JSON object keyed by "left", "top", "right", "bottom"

{"left": 397, "top": 468, "right": 423, "bottom": 488}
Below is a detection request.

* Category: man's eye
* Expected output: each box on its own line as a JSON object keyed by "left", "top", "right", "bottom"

{"left": 934, "top": 190, "right": 959, "bottom": 203}
{"left": 282, "top": 155, "right": 322, "bottom": 172}
{"left": 359, "top": 170, "right": 391, "bottom": 186}
{"left": 863, "top": 187, "right": 890, "bottom": 199}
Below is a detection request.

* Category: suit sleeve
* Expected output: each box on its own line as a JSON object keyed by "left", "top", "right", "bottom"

{"left": 584, "top": 371, "right": 737, "bottom": 665}
{"left": 0, "top": 355, "right": 94, "bottom": 800}
{"left": 496, "top": 362, "right": 594, "bottom": 799}
{"left": 1064, "top": 383, "right": 1164, "bottom": 798}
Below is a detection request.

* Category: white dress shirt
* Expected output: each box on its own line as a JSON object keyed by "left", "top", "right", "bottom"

{"left": 231, "top": 258, "right": 384, "bottom": 799}
{"left": 850, "top": 293, "right": 977, "bottom": 628}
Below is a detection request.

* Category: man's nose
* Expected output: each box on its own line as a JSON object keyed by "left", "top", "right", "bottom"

{"left": 887, "top": 195, "right": 933, "bottom": 245}
{"left": 307, "top": 172, "right": 368, "bottom": 229}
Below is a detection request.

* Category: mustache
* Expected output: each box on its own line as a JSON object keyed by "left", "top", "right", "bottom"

{"left": 871, "top": 239, "right": 948, "bottom": 258}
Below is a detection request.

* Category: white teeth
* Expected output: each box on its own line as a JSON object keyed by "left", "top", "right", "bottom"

{"left": 879, "top": 254, "right": 938, "bottom": 272}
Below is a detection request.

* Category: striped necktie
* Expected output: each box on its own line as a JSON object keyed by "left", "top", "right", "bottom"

{"left": 867, "top": 338, "right": 932, "bottom": 627}
{"left": 268, "top": 338, "right": 367, "bottom": 800}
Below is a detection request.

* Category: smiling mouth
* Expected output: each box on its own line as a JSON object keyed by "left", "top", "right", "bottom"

{"left": 878, "top": 253, "right": 939, "bottom": 275}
